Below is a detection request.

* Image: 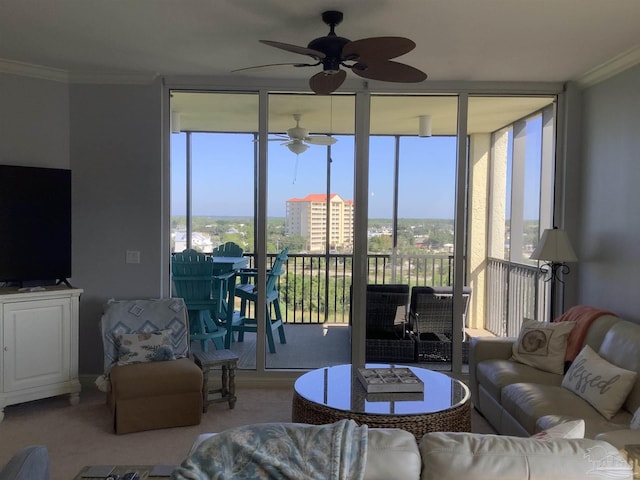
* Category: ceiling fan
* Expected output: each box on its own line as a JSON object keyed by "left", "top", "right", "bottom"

{"left": 268, "top": 114, "right": 337, "bottom": 155}
{"left": 234, "top": 10, "right": 427, "bottom": 95}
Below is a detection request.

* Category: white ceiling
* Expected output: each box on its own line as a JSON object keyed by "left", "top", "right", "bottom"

{"left": 2, "top": 0, "right": 639, "bottom": 135}
{"left": 2, "top": 0, "right": 639, "bottom": 83}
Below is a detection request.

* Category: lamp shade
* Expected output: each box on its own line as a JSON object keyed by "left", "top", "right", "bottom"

{"left": 419, "top": 115, "right": 432, "bottom": 137}
{"left": 530, "top": 228, "right": 577, "bottom": 262}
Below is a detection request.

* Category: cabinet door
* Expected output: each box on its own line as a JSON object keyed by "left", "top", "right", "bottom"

{"left": 2, "top": 298, "right": 71, "bottom": 392}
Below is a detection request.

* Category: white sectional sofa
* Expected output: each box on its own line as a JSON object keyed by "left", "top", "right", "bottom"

{"left": 177, "top": 423, "right": 632, "bottom": 479}
{"left": 469, "top": 305, "right": 640, "bottom": 450}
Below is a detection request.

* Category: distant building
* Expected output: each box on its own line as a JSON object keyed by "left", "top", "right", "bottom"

{"left": 286, "top": 194, "right": 354, "bottom": 252}
{"left": 173, "top": 231, "right": 214, "bottom": 253}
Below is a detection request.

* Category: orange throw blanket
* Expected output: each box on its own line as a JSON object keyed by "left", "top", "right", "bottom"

{"left": 557, "top": 305, "right": 617, "bottom": 362}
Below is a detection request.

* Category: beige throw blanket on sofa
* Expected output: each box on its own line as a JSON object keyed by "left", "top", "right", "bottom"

{"left": 172, "top": 420, "right": 368, "bottom": 480}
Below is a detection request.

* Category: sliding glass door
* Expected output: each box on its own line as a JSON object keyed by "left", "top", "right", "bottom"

{"left": 169, "top": 88, "right": 558, "bottom": 374}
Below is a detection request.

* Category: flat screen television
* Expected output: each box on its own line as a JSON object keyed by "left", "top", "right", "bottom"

{"left": 0, "top": 164, "right": 72, "bottom": 287}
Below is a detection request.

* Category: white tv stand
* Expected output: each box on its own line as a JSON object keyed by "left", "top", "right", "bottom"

{"left": 0, "top": 286, "right": 83, "bottom": 422}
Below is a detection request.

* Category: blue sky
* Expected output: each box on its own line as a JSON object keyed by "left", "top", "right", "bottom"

{"left": 171, "top": 119, "right": 542, "bottom": 220}
{"left": 172, "top": 133, "right": 460, "bottom": 219}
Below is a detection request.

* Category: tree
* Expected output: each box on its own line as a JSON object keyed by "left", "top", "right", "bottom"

{"left": 281, "top": 235, "right": 306, "bottom": 253}
{"left": 368, "top": 235, "right": 392, "bottom": 253}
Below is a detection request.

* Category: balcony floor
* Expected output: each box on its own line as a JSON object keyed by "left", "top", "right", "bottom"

{"left": 191, "top": 323, "right": 465, "bottom": 371}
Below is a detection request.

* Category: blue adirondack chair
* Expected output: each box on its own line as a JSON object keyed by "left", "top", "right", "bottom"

{"left": 171, "top": 249, "right": 232, "bottom": 351}
{"left": 212, "top": 241, "right": 244, "bottom": 257}
{"left": 234, "top": 247, "right": 288, "bottom": 353}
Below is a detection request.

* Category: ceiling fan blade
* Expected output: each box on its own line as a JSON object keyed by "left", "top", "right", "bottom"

{"left": 352, "top": 60, "right": 427, "bottom": 83}
{"left": 260, "top": 40, "right": 326, "bottom": 60}
{"left": 305, "top": 136, "right": 337, "bottom": 146}
{"left": 309, "top": 70, "right": 347, "bottom": 95}
{"left": 342, "top": 37, "right": 416, "bottom": 61}
{"left": 253, "top": 134, "right": 290, "bottom": 143}
{"left": 232, "top": 62, "right": 316, "bottom": 73}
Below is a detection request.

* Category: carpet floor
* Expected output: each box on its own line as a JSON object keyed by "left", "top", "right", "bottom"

{"left": 0, "top": 383, "right": 495, "bottom": 480}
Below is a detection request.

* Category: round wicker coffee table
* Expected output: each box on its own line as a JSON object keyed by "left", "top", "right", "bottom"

{"left": 292, "top": 364, "right": 470, "bottom": 440}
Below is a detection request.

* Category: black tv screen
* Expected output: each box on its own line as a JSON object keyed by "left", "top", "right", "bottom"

{"left": 0, "top": 165, "right": 72, "bottom": 286}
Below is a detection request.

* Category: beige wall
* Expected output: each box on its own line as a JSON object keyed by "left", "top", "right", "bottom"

{"left": 467, "top": 133, "right": 491, "bottom": 329}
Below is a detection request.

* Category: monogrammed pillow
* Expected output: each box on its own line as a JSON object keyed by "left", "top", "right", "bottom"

{"left": 511, "top": 319, "right": 576, "bottom": 374}
{"left": 562, "top": 345, "right": 637, "bottom": 420}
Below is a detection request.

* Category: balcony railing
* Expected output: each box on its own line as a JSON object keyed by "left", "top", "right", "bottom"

{"left": 485, "top": 258, "right": 546, "bottom": 337}
{"left": 242, "top": 253, "right": 455, "bottom": 324}
{"left": 172, "top": 252, "right": 544, "bottom": 336}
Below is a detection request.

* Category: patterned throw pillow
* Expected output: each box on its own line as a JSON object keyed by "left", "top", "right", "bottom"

{"left": 530, "top": 419, "right": 585, "bottom": 440}
{"left": 562, "top": 345, "right": 637, "bottom": 420}
{"left": 631, "top": 407, "right": 640, "bottom": 430}
{"left": 116, "top": 329, "right": 175, "bottom": 366}
{"left": 511, "top": 318, "right": 576, "bottom": 374}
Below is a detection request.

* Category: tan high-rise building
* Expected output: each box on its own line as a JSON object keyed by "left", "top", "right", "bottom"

{"left": 286, "top": 194, "right": 354, "bottom": 252}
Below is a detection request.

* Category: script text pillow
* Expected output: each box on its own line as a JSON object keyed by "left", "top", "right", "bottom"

{"left": 511, "top": 319, "right": 576, "bottom": 374}
{"left": 562, "top": 345, "right": 637, "bottom": 420}
{"left": 116, "top": 329, "right": 175, "bottom": 366}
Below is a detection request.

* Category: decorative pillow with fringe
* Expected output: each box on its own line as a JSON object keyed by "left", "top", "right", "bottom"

{"left": 116, "top": 329, "right": 175, "bottom": 366}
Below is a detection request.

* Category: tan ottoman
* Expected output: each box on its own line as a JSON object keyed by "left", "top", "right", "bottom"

{"left": 108, "top": 358, "right": 203, "bottom": 434}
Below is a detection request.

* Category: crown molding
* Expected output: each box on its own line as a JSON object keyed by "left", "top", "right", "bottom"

{"left": 0, "top": 58, "right": 69, "bottom": 83}
{"left": 0, "top": 58, "right": 157, "bottom": 85}
{"left": 576, "top": 45, "right": 640, "bottom": 88}
{"left": 69, "top": 71, "right": 158, "bottom": 85}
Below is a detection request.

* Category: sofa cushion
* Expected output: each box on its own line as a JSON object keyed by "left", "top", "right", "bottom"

{"left": 476, "top": 358, "right": 562, "bottom": 402}
{"left": 597, "top": 320, "right": 640, "bottom": 415}
{"left": 511, "top": 319, "right": 575, "bottom": 374}
{"left": 363, "top": 428, "right": 421, "bottom": 480}
{"left": 533, "top": 414, "right": 631, "bottom": 440}
{"left": 562, "top": 345, "right": 637, "bottom": 420}
{"left": 595, "top": 429, "right": 640, "bottom": 451}
{"left": 419, "top": 432, "right": 632, "bottom": 480}
{"left": 501, "top": 382, "right": 630, "bottom": 435}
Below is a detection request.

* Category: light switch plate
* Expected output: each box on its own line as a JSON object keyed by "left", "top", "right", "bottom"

{"left": 126, "top": 250, "right": 141, "bottom": 264}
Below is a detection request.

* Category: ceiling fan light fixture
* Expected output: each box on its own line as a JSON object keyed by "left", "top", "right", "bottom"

{"left": 419, "top": 115, "right": 432, "bottom": 137}
{"left": 287, "top": 141, "right": 310, "bottom": 155}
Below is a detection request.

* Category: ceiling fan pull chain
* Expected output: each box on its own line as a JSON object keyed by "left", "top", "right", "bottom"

{"left": 293, "top": 156, "right": 300, "bottom": 184}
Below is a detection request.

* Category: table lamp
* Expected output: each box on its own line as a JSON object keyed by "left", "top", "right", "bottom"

{"left": 530, "top": 227, "right": 577, "bottom": 319}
